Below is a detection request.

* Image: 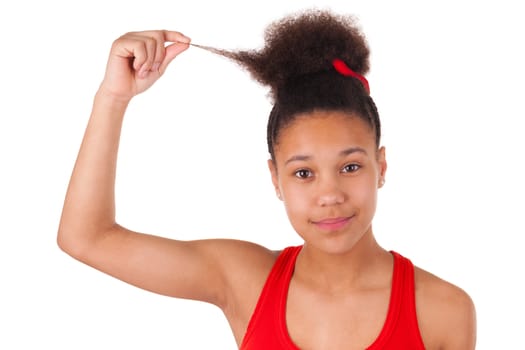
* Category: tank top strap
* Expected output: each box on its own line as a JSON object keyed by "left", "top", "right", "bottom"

{"left": 367, "top": 251, "right": 425, "bottom": 349}
{"left": 240, "top": 245, "right": 302, "bottom": 349}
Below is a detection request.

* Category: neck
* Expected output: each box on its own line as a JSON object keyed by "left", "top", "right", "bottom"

{"left": 294, "top": 230, "right": 392, "bottom": 294}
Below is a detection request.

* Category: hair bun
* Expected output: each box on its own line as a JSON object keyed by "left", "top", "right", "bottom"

{"left": 228, "top": 9, "right": 370, "bottom": 98}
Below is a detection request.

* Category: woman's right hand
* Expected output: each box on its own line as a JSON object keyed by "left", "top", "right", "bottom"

{"left": 98, "top": 30, "right": 191, "bottom": 102}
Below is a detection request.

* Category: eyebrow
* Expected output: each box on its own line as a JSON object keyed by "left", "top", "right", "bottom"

{"left": 284, "top": 147, "right": 368, "bottom": 165}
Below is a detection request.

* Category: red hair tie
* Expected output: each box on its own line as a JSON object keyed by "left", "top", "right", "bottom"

{"left": 332, "top": 59, "right": 370, "bottom": 94}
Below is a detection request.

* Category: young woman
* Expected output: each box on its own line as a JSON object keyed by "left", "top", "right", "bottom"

{"left": 57, "top": 9, "right": 476, "bottom": 349}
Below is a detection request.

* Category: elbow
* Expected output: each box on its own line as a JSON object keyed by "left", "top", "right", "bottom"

{"left": 56, "top": 228, "right": 84, "bottom": 259}
{"left": 56, "top": 224, "right": 99, "bottom": 261}
{"left": 56, "top": 223, "right": 119, "bottom": 260}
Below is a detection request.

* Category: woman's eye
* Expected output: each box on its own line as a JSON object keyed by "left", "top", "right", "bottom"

{"left": 295, "top": 169, "right": 312, "bottom": 179}
{"left": 342, "top": 164, "right": 360, "bottom": 173}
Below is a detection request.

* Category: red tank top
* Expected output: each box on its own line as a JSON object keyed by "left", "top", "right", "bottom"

{"left": 240, "top": 246, "right": 425, "bottom": 349}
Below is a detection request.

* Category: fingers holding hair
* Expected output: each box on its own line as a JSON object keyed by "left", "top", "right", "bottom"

{"left": 102, "top": 30, "right": 191, "bottom": 99}
{"left": 125, "top": 30, "right": 190, "bottom": 78}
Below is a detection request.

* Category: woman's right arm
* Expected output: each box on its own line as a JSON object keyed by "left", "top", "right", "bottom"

{"left": 56, "top": 30, "right": 272, "bottom": 308}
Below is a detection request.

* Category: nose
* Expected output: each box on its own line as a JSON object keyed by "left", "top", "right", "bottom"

{"left": 316, "top": 175, "right": 345, "bottom": 207}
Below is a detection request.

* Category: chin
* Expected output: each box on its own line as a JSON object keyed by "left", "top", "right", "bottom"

{"left": 306, "top": 234, "right": 365, "bottom": 256}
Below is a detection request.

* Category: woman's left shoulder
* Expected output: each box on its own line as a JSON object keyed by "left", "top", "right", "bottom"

{"left": 413, "top": 265, "right": 477, "bottom": 349}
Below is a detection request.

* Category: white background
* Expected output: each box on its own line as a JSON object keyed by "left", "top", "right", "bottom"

{"left": 1, "top": 0, "right": 524, "bottom": 349}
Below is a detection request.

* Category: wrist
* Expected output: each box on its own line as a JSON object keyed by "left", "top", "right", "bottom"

{"left": 94, "top": 88, "right": 131, "bottom": 112}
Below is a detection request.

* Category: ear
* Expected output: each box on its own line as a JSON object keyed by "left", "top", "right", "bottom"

{"left": 376, "top": 146, "right": 387, "bottom": 187}
{"left": 267, "top": 159, "right": 282, "bottom": 200}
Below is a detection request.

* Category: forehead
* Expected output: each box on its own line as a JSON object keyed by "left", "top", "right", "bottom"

{"left": 275, "top": 111, "right": 376, "bottom": 156}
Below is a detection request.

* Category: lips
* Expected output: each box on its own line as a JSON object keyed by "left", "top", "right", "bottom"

{"left": 312, "top": 216, "right": 352, "bottom": 231}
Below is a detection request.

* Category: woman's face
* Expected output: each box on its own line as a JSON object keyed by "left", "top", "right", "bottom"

{"left": 269, "top": 111, "right": 386, "bottom": 254}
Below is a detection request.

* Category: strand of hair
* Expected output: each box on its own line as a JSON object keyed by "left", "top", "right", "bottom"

{"left": 174, "top": 40, "right": 238, "bottom": 60}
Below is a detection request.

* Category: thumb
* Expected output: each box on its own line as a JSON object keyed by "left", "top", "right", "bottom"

{"left": 160, "top": 40, "right": 190, "bottom": 73}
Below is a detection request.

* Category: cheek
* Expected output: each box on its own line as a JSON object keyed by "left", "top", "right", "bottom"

{"left": 280, "top": 182, "right": 313, "bottom": 227}
{"left": 282, "top": 183, "right": 309, "bottom": 212}
{"left": 351, "top": 177, "right": 379, "bottom": 212}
